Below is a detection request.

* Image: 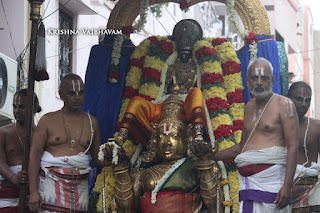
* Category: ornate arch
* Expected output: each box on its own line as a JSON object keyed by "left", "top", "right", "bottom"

{"left": 107, "top": 0, "right": 270, "bottom": 35}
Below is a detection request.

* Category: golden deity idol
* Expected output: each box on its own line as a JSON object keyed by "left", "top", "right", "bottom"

{"left": 105, "top": 91, "right": 222, "bottom": 213}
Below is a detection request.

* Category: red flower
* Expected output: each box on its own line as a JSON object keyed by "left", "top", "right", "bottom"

{"left": 109, "top": 72, "right": 119, "bottom": 80}
{"left": 226, "top": 89, "right": 244, "bottom": 104}
{"left": 160, "top": 41, "right": 173, "bottom": 55}
{"left": 214, "top": 125, "right": 234, "bottom": 140}
{"left": 245, "top": 32, "right": 258, "bottom": 45}
{"left": 222, "top": 60, "right": 241, "bottom": 75}
{"left": 116, "top": 122, "right": 121, "bottom": 132}
{"left": 211, "top": 38, "right": 228, "bottom": 47}
{"left": 142, "top": 68, "right": 161, "bottom": 81}
{"left": 129, "top": 57, "right": 145, "bottom": 69}
{"left": 139, "top": 94, "right": 154, "bottom": 101}
{"left": 206, "top": 97, "right": 230, "bottom": 112}
{"left": 223, "top": 159, "right": 235, "bottom": 164}
{"left": 122, "top": 26, "right": 134, "bottom": 35}
{"left": 201, "top": 73, "right": 224, "bottom": 85}
{"left": 233, "top": 120, "right": 243, "bottom": 131}
{"left": 123, "top": 86, "right": 139, "bottom": 99}
{"left": 195, "top": 46, "right": 216, "bottom": 60}
{"left": 178, "top": 0, "right": 189, "bottom": 9}
{"left": 148, "top": 36, "right": 158, "bottom": 43}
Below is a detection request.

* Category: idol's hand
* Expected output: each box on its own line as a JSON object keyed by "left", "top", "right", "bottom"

{"left": 191, "top": 137, "right": 216, "bottom": 160}
{"left": 103, "top": 139, "right": 129, "bottom": 166}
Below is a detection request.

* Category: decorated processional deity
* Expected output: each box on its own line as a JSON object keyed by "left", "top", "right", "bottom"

{"left": 97, "top": 19, "right": 245, "bottom": 213}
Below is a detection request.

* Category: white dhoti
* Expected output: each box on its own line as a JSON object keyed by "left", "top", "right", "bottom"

{"left": 0, "top": 165, "right": 22, "bottom": 211}
{"left": 39, "top": 151, "right": 91, "bottom": 213}
{"left": 291, "top": 163, "right": 320, "bottom": 210}
{"left": 235, "top": 147, "right": 291, "bottom": 213}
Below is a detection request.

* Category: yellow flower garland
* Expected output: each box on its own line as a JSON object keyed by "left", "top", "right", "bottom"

{"left": 94, "top": 36, "right": 244, "bottom": 213}
{"left": 207, "top": 37, "right": 244, "bottom": 213}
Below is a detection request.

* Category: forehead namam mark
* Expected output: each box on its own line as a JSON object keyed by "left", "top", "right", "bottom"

{"left": 292, "top": 87, "right": 311, "bottom": 98}
{"left": 249, "top": 63, "right": 271, "bottom": 76}
{"left": 13, "top": 95, "right": 25, "bottom": 105}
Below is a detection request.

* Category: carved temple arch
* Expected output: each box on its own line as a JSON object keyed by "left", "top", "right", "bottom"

{"left": 107, "top": 0, "right": 270, "bottom": 36}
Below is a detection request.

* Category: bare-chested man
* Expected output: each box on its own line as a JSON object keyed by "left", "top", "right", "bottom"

{"left": 214, "top": 57, "right": 298, "bottom": 212}
{"left": 287, "top": 81, "right": 320, "bottom": 213}
{"left": 28, "top": 74, "right": 106, "bottom": 212}
{"left": 0, "top": 89, "right": 41, "bottom": 212}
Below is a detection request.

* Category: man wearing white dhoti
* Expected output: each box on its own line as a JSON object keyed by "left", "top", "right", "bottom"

{"left": 0, "top": 89, "right": 41, "bottom": 213}
{"left": 288, "top": 81, "right": 320, "bottom": 213}
{"left": 28, "top": 74, "right": 107, "bottom": 212}
{"left": 214, "top": 58, "right": 299, "bottom": 212}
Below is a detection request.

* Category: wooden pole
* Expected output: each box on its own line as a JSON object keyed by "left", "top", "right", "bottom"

{"left": 18, "top": 0, "right": 44, "bottom": 212}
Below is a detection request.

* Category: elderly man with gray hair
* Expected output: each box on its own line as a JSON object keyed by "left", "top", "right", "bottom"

{"left": 214, "top": 57, "right": 299, "bottom": 212}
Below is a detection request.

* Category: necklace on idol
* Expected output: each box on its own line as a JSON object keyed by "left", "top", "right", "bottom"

{"left": 14, "top": 122, "right": 24, "bottom": 149}
{"left": 61, "top": 109, "right": 84, "bottom": 150}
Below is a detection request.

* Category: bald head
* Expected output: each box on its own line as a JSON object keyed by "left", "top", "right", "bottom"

{"left": 59, "top": 74, "right": 83, "bottom": 92}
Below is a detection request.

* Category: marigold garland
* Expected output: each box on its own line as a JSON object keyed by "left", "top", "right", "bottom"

{"left": 223, "top": 201, "right": 233, "bottom": 207}
{"left": 221, "top": 179, "right": 230, "bottom": 186}
{"left": 94, "top": 36, "right": 244, "bottom": 213}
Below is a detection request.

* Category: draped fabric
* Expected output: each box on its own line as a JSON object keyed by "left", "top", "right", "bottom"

{"left": 39, "top": 167, "right": 91, "bottom": 213}
{"left": 235, "top": 147, "right": 291, "bottom": 213}
{"left": 277, "top": 41, "right": 289, "bottom": 96}
{"left": 82, "top": 35, "right": 135, "bottom": 192}
{"left": 237, "top": 35, "right": 282, "bottom": 103}
{"left": 120, "top": 88, "right": 207, "bottom": 146}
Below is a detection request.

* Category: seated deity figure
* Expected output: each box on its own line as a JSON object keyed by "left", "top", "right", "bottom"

{"left": 97, "top": 18, "right": 243, "bottom": 212}
{"left": 106, "top": 92, "right": 221, "bottom": 213}
{"left": 115, "top": 19, "right": 209, "bottom": 149}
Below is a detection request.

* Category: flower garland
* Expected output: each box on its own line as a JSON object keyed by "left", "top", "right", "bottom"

{"left": 226, "top": 0, "right": 258, "bottom": 62}
{"left": 133, "top": 0, "right": 149, "bottom": 32}
{"left": 151, "top": 158, "right": 186, "bottom": 204}
{"left": 94, "top": 36, "right": 244, "bottom": 212}
{"left": 98, "top": 142, "right": 121, "bottom": 165}
{"left": 108, "top": 35, "right": 124, "bottom": 83}
{"left": 208, "top": 37, "right": 243, "bottom": 212}
{"left": 91, "top": 166, "right": 116, "bottom": 212}
{"left": 108, "top": 0, "right": 149, "bottom": 83}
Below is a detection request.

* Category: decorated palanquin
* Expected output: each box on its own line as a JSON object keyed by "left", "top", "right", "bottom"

{"left": 84, "top": 0, "right": 289, "bottom": 213}
{"left": 91, "top": 31, "right": 243, "bottom": 213}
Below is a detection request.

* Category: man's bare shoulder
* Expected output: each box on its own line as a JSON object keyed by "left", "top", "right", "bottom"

{"left": 87, "top": 113, "right": 98, "bottom": 122}
{"left": 244, "top": 99, "right": 255, "bottom": 109}
{"left": 0, "top": 123, "right": 14, "bottom": 140}
{"left": 310, "top": 118, "right": 320, "bottom": 134}
{"left": 0, "top": 123, "right": 14, "bottom": 133}
{"left": 85, "top": 113, "right": 99, "bottom": 127}
{"left": 274, "top": 94, "right": 296, "bottom": 114}
{"left": 39, "top": 110, "right": 62, "bottom": 121}
{"left": 275, "top": 94, "right": 292, "bottom": 103}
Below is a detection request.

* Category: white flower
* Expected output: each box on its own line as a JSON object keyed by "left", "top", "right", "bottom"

{"left": 97, "top": 142, "right": 121, "bottom": 165}
{"left": 134, "top": 0, "right": 149, "bottom": 33}
{"left": 218, "top": 160, "right": 231, "bottom": 213}
{"left": 98, "top": 143, "right": 106, "bottom": 161}
{"left": 226, "top": 0, "right": 257, "bottom": 62}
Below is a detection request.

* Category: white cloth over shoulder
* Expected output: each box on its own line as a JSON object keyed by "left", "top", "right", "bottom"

{"left": 235, "top": 147, "right": 291, "bottom": 213}
{"left": 40, "top": 151, "right": 90, "bottom": 169}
